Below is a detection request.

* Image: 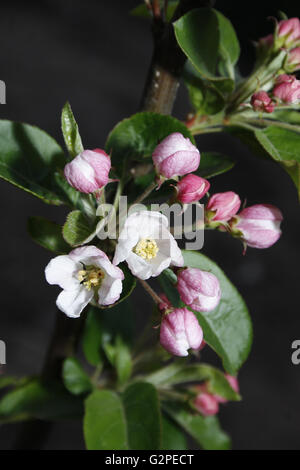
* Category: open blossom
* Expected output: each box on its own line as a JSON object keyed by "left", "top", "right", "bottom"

{"left": 273, "top": 74, "right": 300, "bottom": 103}
{"left": 176, "top": 174, "right": 210, "bottom": 204}
{"left": 160, "top": 308, "right": 203, "bottom": 356}
{"left": 113, "top": 210, "right": 184, "bottom": 280}
{"left": 250, "top": 91, "right": 275, "bottom": 113}
{"left": 177, "top": 268, "right": 221, "bottom": 312}
{"left": 152, "top": 133, "right": 200, "bottom": 179}
{"left": 64, "top": 149, "right": 111, "bottom": 193}
{"left": 285, "top": 47, "right": 300, "bottom": 72}
{"left": 45, "top": 246, "right": 124, "bottom": 317}
{"left": 194, "top": 391, "right": 219, "bottom": 416}
{"left": 234, "top": 204, "right": 283, "bottom": 249}
{"left": 277, "top": 17, "right": 300, "bottom": 48}
{"left": 206, "top": 191, "right": 241, "bottom": 222}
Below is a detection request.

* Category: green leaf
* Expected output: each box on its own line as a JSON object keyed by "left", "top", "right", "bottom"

{"left": 0, "top": 379, "right": 83, "bottom": 422}
{"left": 62, "top": 358, "right": 92, "bottom": 396}
{"left": 84, "top": 390, "right": 128, "bottom": 450}
{"left": 0, "top": 376, "right": 20, "bottom": 390}
{"left": 105, "top": 112, "right": 195, "bottom": 173}
{"left": 254, "top": 126, "right": 300, "bottom": 197}
{"left": 62, "top": 210, "right": 97, "bottom": 246}
{"left": 161, "top": 416, "right": 187, "bottom": 450}
{"left": 0, "top": 120, "right": 66, "bottom": 205}
{"left": 197, "top": 152, "right": 235, "bottom": 178}
{"left": 61, "top": 102, "right": 84, "bottom": 158}
{"left": 214, "top": 10, "right": 240, "bottom": 73}
{"left": 115, "top": 336, "right": 132, "bottom": 386}
{"left": 164, "top": 402, "right": 231, "bottom": 450}
{"left": 27, "top": 216, "right": 69, "bottom": 254}
{"left": 82, "top": 308, "right": 104, "bottom": 367}
{"left": 183, "top": 251, "right": 252, "bottom": 374}
{"left": 184, "top": 71, "right": 225, "bottom": 115}
{"left": 158, "top": 271, "right": 182, "bottom": 308}
{"left": 174, "top": 8, "right": 239, "bottom": 87}
{"left": 131, "top": 1, "right": 178, "bottom": 22}
{"left": 146, "top": 362, "right": 240, "bottom": 402}
{"left": 84, "top": 383, "right": 162, "bottom": 450}
{"left": 122, "top": 382, "right": 162, "bottom": 450}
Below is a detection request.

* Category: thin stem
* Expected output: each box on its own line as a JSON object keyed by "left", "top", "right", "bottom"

{"left": 138, "top": 279, "right": 164, "bottom": 305}
{"left": 240, "top": 117, "right": 300, "bottom": 133}
{"left": 132, "top": 180, "right": 158, "bottom": 205}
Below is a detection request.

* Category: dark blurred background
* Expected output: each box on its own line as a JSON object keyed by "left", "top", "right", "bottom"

{"left": 0, "top": 0, "right": 299, "bottom": 450}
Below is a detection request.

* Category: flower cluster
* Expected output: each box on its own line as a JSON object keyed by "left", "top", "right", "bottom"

{"left": 45, "top": 132, "right": 283, "bottom": 359}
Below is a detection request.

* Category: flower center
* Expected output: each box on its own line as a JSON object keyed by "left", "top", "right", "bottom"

{"left": 133, "top": 238, "right": 159, "bottom": 260}
{"left": 77, "top": 265, "right": 105, "bottom": 290}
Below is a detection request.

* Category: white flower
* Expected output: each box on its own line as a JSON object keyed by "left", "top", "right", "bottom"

{"left": 45, "top": 246, "right": 124, "bottom": 318}
{"left": 113, "top": 211, "right": 184, "bottom": 280}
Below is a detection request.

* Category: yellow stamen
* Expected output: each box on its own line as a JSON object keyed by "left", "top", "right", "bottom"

{"left": 133, "top": 238, "right": 159, "bottom": 260}
{"left": 77, "top": 267, "right": 105, "bottom": 290}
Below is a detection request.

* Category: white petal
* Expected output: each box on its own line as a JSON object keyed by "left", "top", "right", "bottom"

{"left": 56, "top": 287, "right": 93, "bottom": 318}
{"left": 96, "top": 257, "right": 124, "bottom": 280}
{"left": 126, "top": 252, "right": 154, "bottom": 280}
{"left": 98, "top": 277, "right": 123, "bottom": 306}
{"left": 148, "top": 251, "right": 171, "bottom": 277}
{"left": 69, "top": 245, "right": 108, "bottom": 265}
{"left": 113, "top": 227, "right": 139, "bottom": 265}
{"left": 45, "top": 255, "right": 79, "bottom": 290}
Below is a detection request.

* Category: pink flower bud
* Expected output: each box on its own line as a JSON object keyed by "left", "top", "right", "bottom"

{"left": 277, "top": 18, "right": 300, "bottom": 47}
{"left": 273, "top": 74, "right": 300, "bottom": 103}
{"left": 194, "top": 392, "right": 219, "bottom": 416}
{"left": 177, "top": 268, "right": 221, "bottom": 313}
{"left": 152, "top": 133, "right": 200, "bottom": 179}
{"left": 159, "top": 307, "right": 203, "bottom": 357}
{"left": 250, "top": 91, "right": 275, "bottom": 113}
{"left": 206, "top": 191, "right": 241, "bottom": 222}
{"left": 285, "top": 47, "right": 300, "bottom": 72}
{"left": 176, "top": 174, "right": 210, "bottom": 203}
{"left": 226, "top": 374, "right": 240, "bottom": 394}
{"left": 235, "top": 204, "right": 283, "bottom": 249}
{"left": 64, "top": 149, "right": 111, "bottom": 194}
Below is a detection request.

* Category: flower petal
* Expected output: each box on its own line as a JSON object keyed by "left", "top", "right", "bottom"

{"left": 56, "top": 287, "right": 93, "bottom": 318}
{"left": 45, "top": 255, "right": 79, "bottom": 290}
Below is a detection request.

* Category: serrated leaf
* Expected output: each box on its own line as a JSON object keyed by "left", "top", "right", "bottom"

{"left": 197, "top": 152, "right": 235, "bottom": 178}
{"left": 0, "top": 379, "right": 83, "bottom": 423}
{"left": 183, "top": 251, "right": 252, "bottom": 374}
{"left": 161, "top": 416, "right": 187, "bottom": 450}
{"left": 174, "top": 8, "right": 239, "bottom": 89}
{"left": 62, "top": 358, "right": 92, "bottom": 396}
{"left": 27, "top": 216, "right": 69, "bottom": 254}
{"left": 62, "top": 210, "right": 97, "bottom": 246}
{"left": 105, "top": 112, "right": 195, "bottom": 174}
{"left": 61, "top": 102, "right": 84, "bottom": 158}
{"left": 164, "top": 402, "right": 231, "bottom": 450}
{"left": 0, "top": 120, "right": 66, "bottom": 205}
{"left": 84, "top": 382, "right": 162, "bottom": 450}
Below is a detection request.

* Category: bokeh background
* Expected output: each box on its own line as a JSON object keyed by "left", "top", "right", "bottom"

{"left": 0, "top": 0, "right": 299, "bottom": 450}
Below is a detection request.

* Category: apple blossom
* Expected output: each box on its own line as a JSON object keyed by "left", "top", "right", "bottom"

{"left": 113, "top": 210, "right": 184, "bottom": 280}
{"left": 64, "top": 149, "right": 111, "bottom": 193}
{"left": 194, "top": 391, "right": 219, "bottom": 416}
{"left": 285, "top": 47, "right": 300, "bottom": 72}
{"left": 250, "top": 91, "right": 275, "bottom": 113}
{"left": 177, "top": 267, "right": 221, "bottom": 312}
{"left": 273, "top": 74, "right": 300, "bottom": 104}
{"left": 152, "top": 132, "right": 200, "bottom": 179}
{"left": 206, "top": 191, "right": 241, "bottom": 222}
{"left": 45, "top": 245, "right": 124, "bottom": 317}
{"left": 277, "top": 17, "right": 300, "bottom": 48}
{"left": 175, "top": 174, "right": 210, "bottom": 204}
{"left": 233, "top": 204, "right": 283, "bottom": 249}
{"left": 159, "top": 307, "right": 203, "bottom": 357}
